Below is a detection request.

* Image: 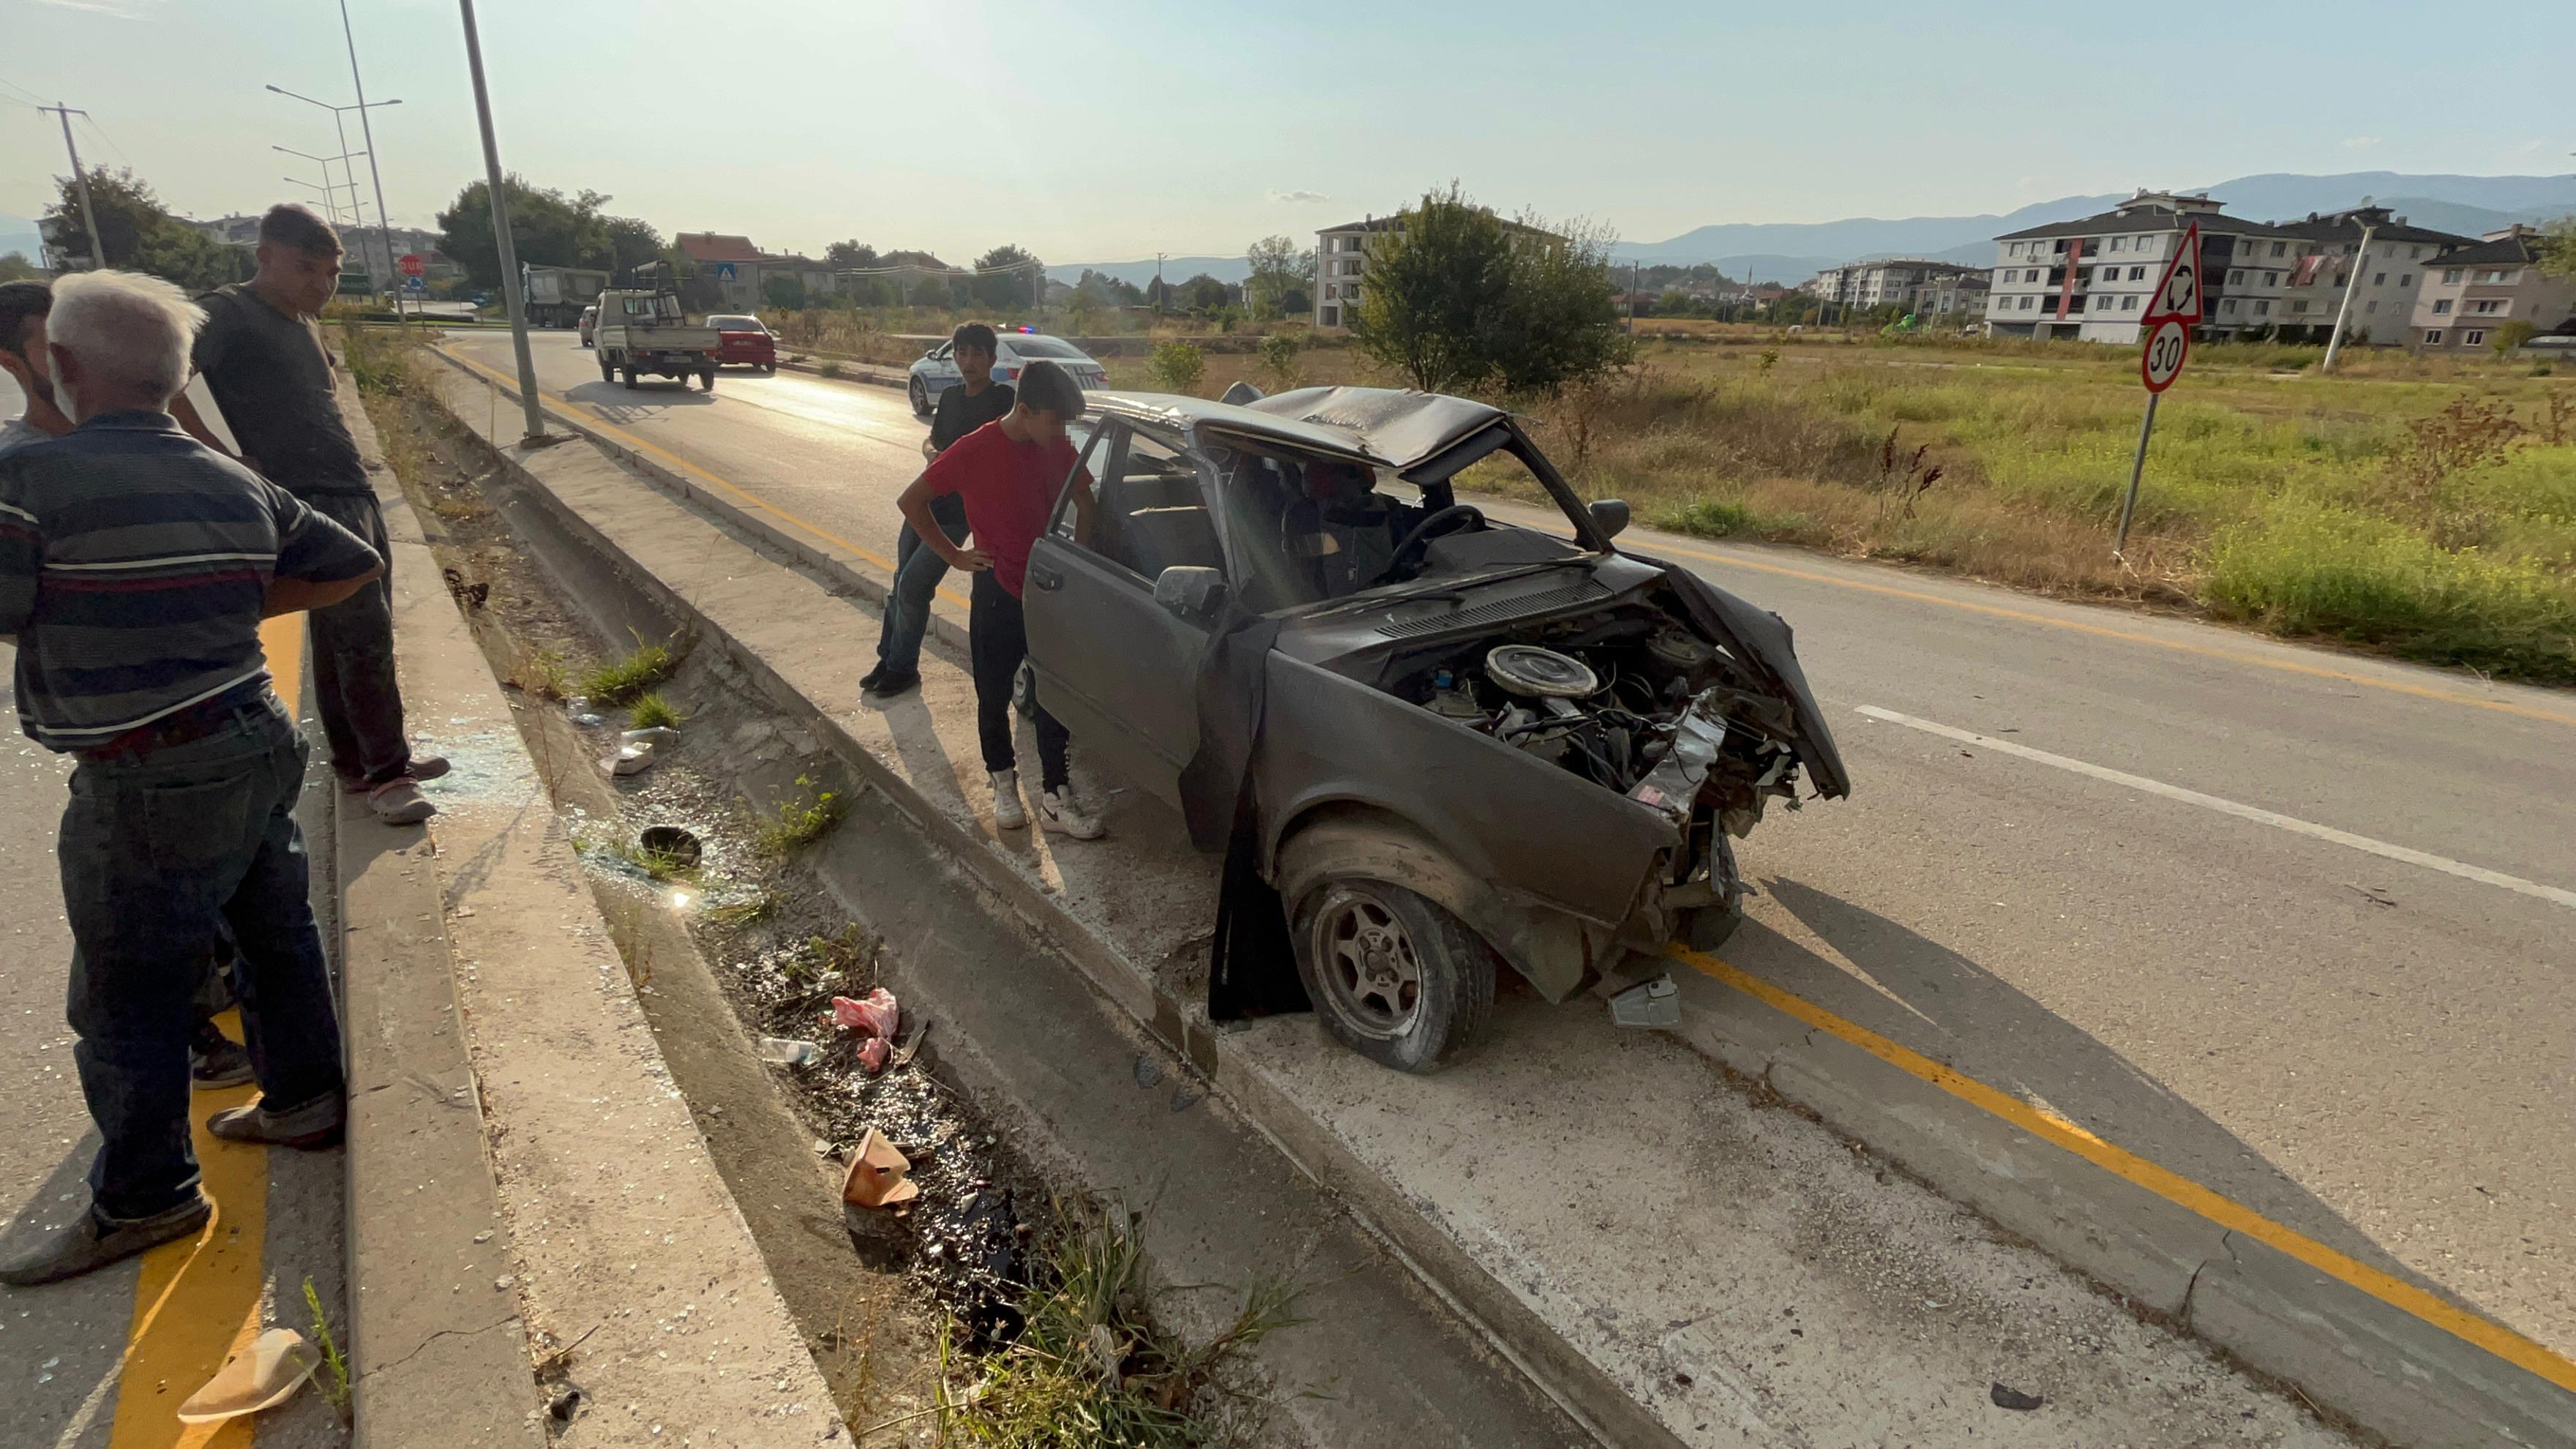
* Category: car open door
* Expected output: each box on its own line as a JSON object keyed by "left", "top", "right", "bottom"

{"left": 1023, "top": 420, "right": 1221, "bottom": 811}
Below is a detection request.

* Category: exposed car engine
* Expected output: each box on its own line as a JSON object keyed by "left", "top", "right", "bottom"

{"left": 1393, "top": 601, "right": 1808, "bottom": 842}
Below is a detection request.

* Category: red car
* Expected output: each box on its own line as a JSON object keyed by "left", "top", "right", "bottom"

{"left": 708, "top": 314, "right": 776, "bottom": 373}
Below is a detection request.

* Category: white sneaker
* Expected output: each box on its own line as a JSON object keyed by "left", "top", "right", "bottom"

{"left": 1038, "top": 786, "right": 1104, "bottom": 840}
{"left": 989, "top": 769, "right": 1028, "bottom": 830}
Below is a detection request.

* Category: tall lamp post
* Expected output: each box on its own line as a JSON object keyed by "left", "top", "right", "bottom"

{"left": 265, "top": 83, "right": 403, "bottom": 311}
{"left": 457, "top": 0, "right": 546, "bottom": 445}
{"left": 273, "top": 144, "right": 365, "bottom": 228}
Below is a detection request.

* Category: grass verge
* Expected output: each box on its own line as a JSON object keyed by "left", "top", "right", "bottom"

{"left": 579, "top": 637, "right": 677, "bottom": 705}
{"left": 755, "top": 774, "right": 845, "bottom": 857}
{"left": 918, "top": 1198, "right": 1303, "bottom": 1447}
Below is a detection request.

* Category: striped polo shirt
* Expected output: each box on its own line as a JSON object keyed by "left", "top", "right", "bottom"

{"left": 0, "top": 410, "right": 382, "bottom": 752}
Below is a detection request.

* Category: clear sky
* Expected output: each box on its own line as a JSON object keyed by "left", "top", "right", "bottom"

{"left": 2, "top": 0, "right": 2569, "bottom": 263}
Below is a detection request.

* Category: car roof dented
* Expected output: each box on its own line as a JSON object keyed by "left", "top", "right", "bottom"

{"left": 1088, "top": 385, "right": 1505, "bottom": 470}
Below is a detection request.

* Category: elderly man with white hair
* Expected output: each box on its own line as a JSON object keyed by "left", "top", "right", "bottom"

{"left": 0, "top": 270, "right": 384, "bottom": 1286}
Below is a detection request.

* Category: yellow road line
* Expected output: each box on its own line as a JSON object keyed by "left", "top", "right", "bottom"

{"left": 1669, "top": 944, "right": 2576, "bottom": 1395}
{"left": 441, "top": 346, "right": 971, "bottom": 610}
{"left": 104, "top": 619, "right": 307, "bottom": 1445}
{"left": 1638, "top": 537, "right": 2576, "bottom": 729}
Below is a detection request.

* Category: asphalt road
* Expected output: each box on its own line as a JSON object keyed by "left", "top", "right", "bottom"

{"left": 443, "top": 329, "right": 2576, "bottom": 1358}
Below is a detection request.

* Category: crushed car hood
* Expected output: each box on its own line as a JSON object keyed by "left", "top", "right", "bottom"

{"left": 1633, "top": 553, "right": 1850, "bottom": 799}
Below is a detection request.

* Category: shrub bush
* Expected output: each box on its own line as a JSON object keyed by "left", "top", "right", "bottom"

{"left": 1145, "top": 340, "right": 1205, "bottom": 394}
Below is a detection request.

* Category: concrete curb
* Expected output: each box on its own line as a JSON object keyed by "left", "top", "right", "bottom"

{"left": 425, "top": 350, "right": 2576, "bottom": 1448}
{"left": 340, "top": 370, "right": 842, "bottom": 1445}
{"left": 335, "top": 373, "right": 544, "bottom": 1449}
{"left": 770, "top": 353, "right": 907, "bottom": 390}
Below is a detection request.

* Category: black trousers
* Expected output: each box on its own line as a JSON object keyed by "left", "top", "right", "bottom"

{"left": 306, "top": 492, "right": 415, "bottom": 785}
{"left": 969, "top": 571, "right": 1069, "bottom": 792}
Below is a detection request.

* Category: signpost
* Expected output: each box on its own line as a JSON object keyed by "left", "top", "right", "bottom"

{"left": 2115, "top": 222, "right": 2201, "bottom": 556}
{"left": 399, "top": 252, "right": 425, "bottom": 279}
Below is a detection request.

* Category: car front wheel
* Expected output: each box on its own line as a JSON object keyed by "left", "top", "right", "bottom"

{"left": 1292, "top": 880, "right": 1496, "bottom": 1074}
{"left": 908, "top": 377, "right": 930, "bottom": 417}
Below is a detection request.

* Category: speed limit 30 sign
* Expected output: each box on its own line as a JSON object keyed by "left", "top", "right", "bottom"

{"left": 2116, "top": 221, "right": 2204, "bottom": 551}
{"left": 2141, "top": 318, "right": 2189, "bottom": 392}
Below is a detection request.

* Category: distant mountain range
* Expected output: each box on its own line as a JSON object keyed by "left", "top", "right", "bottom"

{"left": 1611, "top": 172, "right": 2576, "bottom": 282}
{"left": 1050, "top": 173, "right": 2576, "bottom": 291}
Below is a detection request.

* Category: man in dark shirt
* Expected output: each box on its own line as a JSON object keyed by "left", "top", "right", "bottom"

{"left": 172, "top": 203, "right": 445, "bottom": 824}
{"left": 895, "top": 359, "right": 1102, "bottom": 839}
{"left": 861, "top": 321, "right": 1015, "bottom": 699}
{"left": 0, "top": 272, "right": 382, "bottom": 1286}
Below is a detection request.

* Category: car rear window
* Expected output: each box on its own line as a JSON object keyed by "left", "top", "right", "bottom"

{"left": 708, "top": 315, "right": 763, "bottom": 330}
{"left": 1003, "top": 337, "right": 1086, "bottom": 359}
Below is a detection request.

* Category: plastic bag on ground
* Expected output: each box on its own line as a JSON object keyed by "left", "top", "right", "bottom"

{"left": 857, "top": 1036, "right": 890, "bottom": 1074}
{"left": 831, "top": 988, "right": 899, "bottom": 1041}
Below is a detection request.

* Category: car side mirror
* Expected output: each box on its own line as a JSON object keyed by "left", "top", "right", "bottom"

{"left": 1153, "top": 566, "right": 1228, "bottom": 621}
{"left": 1589, "top": 498, "right": 1631, "bottom": 540}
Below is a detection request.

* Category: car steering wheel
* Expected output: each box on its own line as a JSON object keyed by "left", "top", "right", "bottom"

{"left": 1374, "top": 504, "right": 1487, "bottom": 586}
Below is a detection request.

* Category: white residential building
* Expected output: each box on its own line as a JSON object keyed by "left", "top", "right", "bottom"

{"left": 1808, "top": 258, "right": 1989, "bottom": 318}
{"left": 2410, "top": 227, "right": 2576, "bottom": 352}
{"left": 2269, "top": 207, "right": 2474, "bottom": 345}
{"left": 1987, "top": 190, "right": 2302, "bottom": 343}
{"left": 1312, "top": 216, "right": 1404, "bottom": 329}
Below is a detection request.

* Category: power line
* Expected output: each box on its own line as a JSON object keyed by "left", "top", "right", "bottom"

{"left": 76, "top": 111, "right": 131, "bottom": 168}
{"left": 0, "top": 72, "right": 44, "bottom": 106}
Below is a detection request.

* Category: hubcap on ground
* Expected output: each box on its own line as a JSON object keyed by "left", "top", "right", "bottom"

{"left": 1318, "top": 891, "right": 1423, "bottom": 1038}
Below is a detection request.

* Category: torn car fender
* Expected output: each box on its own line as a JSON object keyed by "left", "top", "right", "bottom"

{"left": 1273, "top": 807, "right": 1606, "bottom": 1003}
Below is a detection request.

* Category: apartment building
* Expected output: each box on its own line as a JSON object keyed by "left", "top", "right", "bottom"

{"left": 1988, "top": 190, "right": 2302, "bottom": 343}
{"left": 1808, "top": 258, "right": 1990, "bottom": 317}
{"left": 2410, "top": 226, "right": 2576, "bottom": 351}
{"left": 1312, "top": 216, "right": 1405, "bottom": 329}
{"left": 2269, "top": 207, "right": 2474, "bottom": 345}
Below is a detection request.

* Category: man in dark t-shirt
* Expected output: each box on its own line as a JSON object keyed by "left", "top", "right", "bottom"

{"left": 172, "top": 203, "right": 445, "bottom": 823}
{"left": 861, "top": 321, "right": 1014, "bottom": 698}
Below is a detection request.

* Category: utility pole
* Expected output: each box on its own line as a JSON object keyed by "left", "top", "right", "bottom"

{"left": 457, "top": 0, "right": 546, "bottom": 445}
{"left": 1628, "top": 261, "right": 1639, "bottom": 334}
{"left": 40, "top": 105, "right": 107, "bottom": 270}
{"left": 1154, "top": 252, "right": 1166, "bottom": 318}
{"left": 2320, "top": 220, "right": 2376, "bottom": 373}
{"left": 340, "top": 0, "right": 408, "bottom": 324}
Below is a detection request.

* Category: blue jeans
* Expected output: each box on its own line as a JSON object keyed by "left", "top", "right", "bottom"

{"left": 872, "top": 492, "right": 969, "bottom": 676}
{"left": 59, "top": 694, "right": 344, "bottom": 1221}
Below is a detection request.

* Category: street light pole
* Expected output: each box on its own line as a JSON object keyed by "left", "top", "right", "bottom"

{"left": 39, "top": 105, "right": 107, "bottom": 269}
{"left": 338, "top": 0, "right": 408, "bottom": 323}
{"left": 2320, "top": 220, "right": 2376, "bottom": 374}
{"left": 457, "top": 0, "right": 547, "bottom": 445}
{"left": 264, "top": 84, "right": 404, "bottom": 305}
{"left": 274, "top": 146, "right": 359, "bottom": 227}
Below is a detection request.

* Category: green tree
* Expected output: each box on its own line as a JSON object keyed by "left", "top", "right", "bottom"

{"left": 2538, "top": 217, "right": 2576, "bottom": 281}
{"left": 1145, "top": 340, "right": 1205, "bottom": 394}
{"left": 763, "top": 274, "right": 808, "bottom": 310}
{"left": 973, "top": 244, "right": 1041, "bottom": 310}
{"left": 1483, "top": 211, "right": 1628, "bottom": 394}
{"left": 2492, "top": 320, "right": 2539, "bottom": 353}
{"left": 604, "top": 216, "right": 663, "bottom": 282}
{"left": 1175, "top": 273, "right": 1231, "bottom": 315}
{"left": 1245, "top": 233, "right": 1313, "bottom": 320}
{"left": 41, "top": 168, "right": 250, "bottom": 291}
{"left": 1259, "top": 331, "right": 1303, "bottom": 391}
{"left": 1077, "top": 268, "right": 1144, "bottom": 307}
{"left": 824, "top": 239, "right": 879, "bottom": 269}
{"left": 1349, "top": 184, "right": 1513, "bottom": 391}
{"left": 433, "top": 176, "right": 613, "bottom": 289}
{"left": 0, "top": 253, "right": 39, "bottom": 282}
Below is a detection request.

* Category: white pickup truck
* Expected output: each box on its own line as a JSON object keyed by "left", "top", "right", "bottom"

{"left": 594, "top": 287, "right": 722, "bottom": 392}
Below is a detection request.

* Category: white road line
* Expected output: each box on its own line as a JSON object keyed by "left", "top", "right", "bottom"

{"left": 1857, "top": 705, "right": 2576, "bottom": 912}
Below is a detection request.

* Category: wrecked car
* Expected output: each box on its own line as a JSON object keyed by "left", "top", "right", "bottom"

{"left": 1023, "top": 385, "right": 1849, "bottom": 1073}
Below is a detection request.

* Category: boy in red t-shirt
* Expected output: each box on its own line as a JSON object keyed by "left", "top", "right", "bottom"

{"left": 894, "top": 359, "right": 1102, "bottom": 838}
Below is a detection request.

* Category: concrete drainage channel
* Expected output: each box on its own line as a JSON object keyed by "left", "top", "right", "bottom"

{"left": 416, "top": 345, "right": 2576, "bottom": 1448}
{"left": 373, "top": 371, "right": 1590, "bottom": 1447}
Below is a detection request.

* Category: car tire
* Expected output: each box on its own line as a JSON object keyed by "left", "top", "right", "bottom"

{"left": 759, "top": 362, "right": 774, "bottom": 375}
{"left": 598, "top": 356, "right": 613, "bottom": 384}
{"left": 700, "top": 370, "right": 716, "bottom": 392}
{"left": 621, "top": 365, "right": 637, "bottom": 389}
{"left": 908, "top": 377, "right": 930, "bottom": 417}
{"left": 1292, "top": 880, "right": 1497, "bottom": 1074}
